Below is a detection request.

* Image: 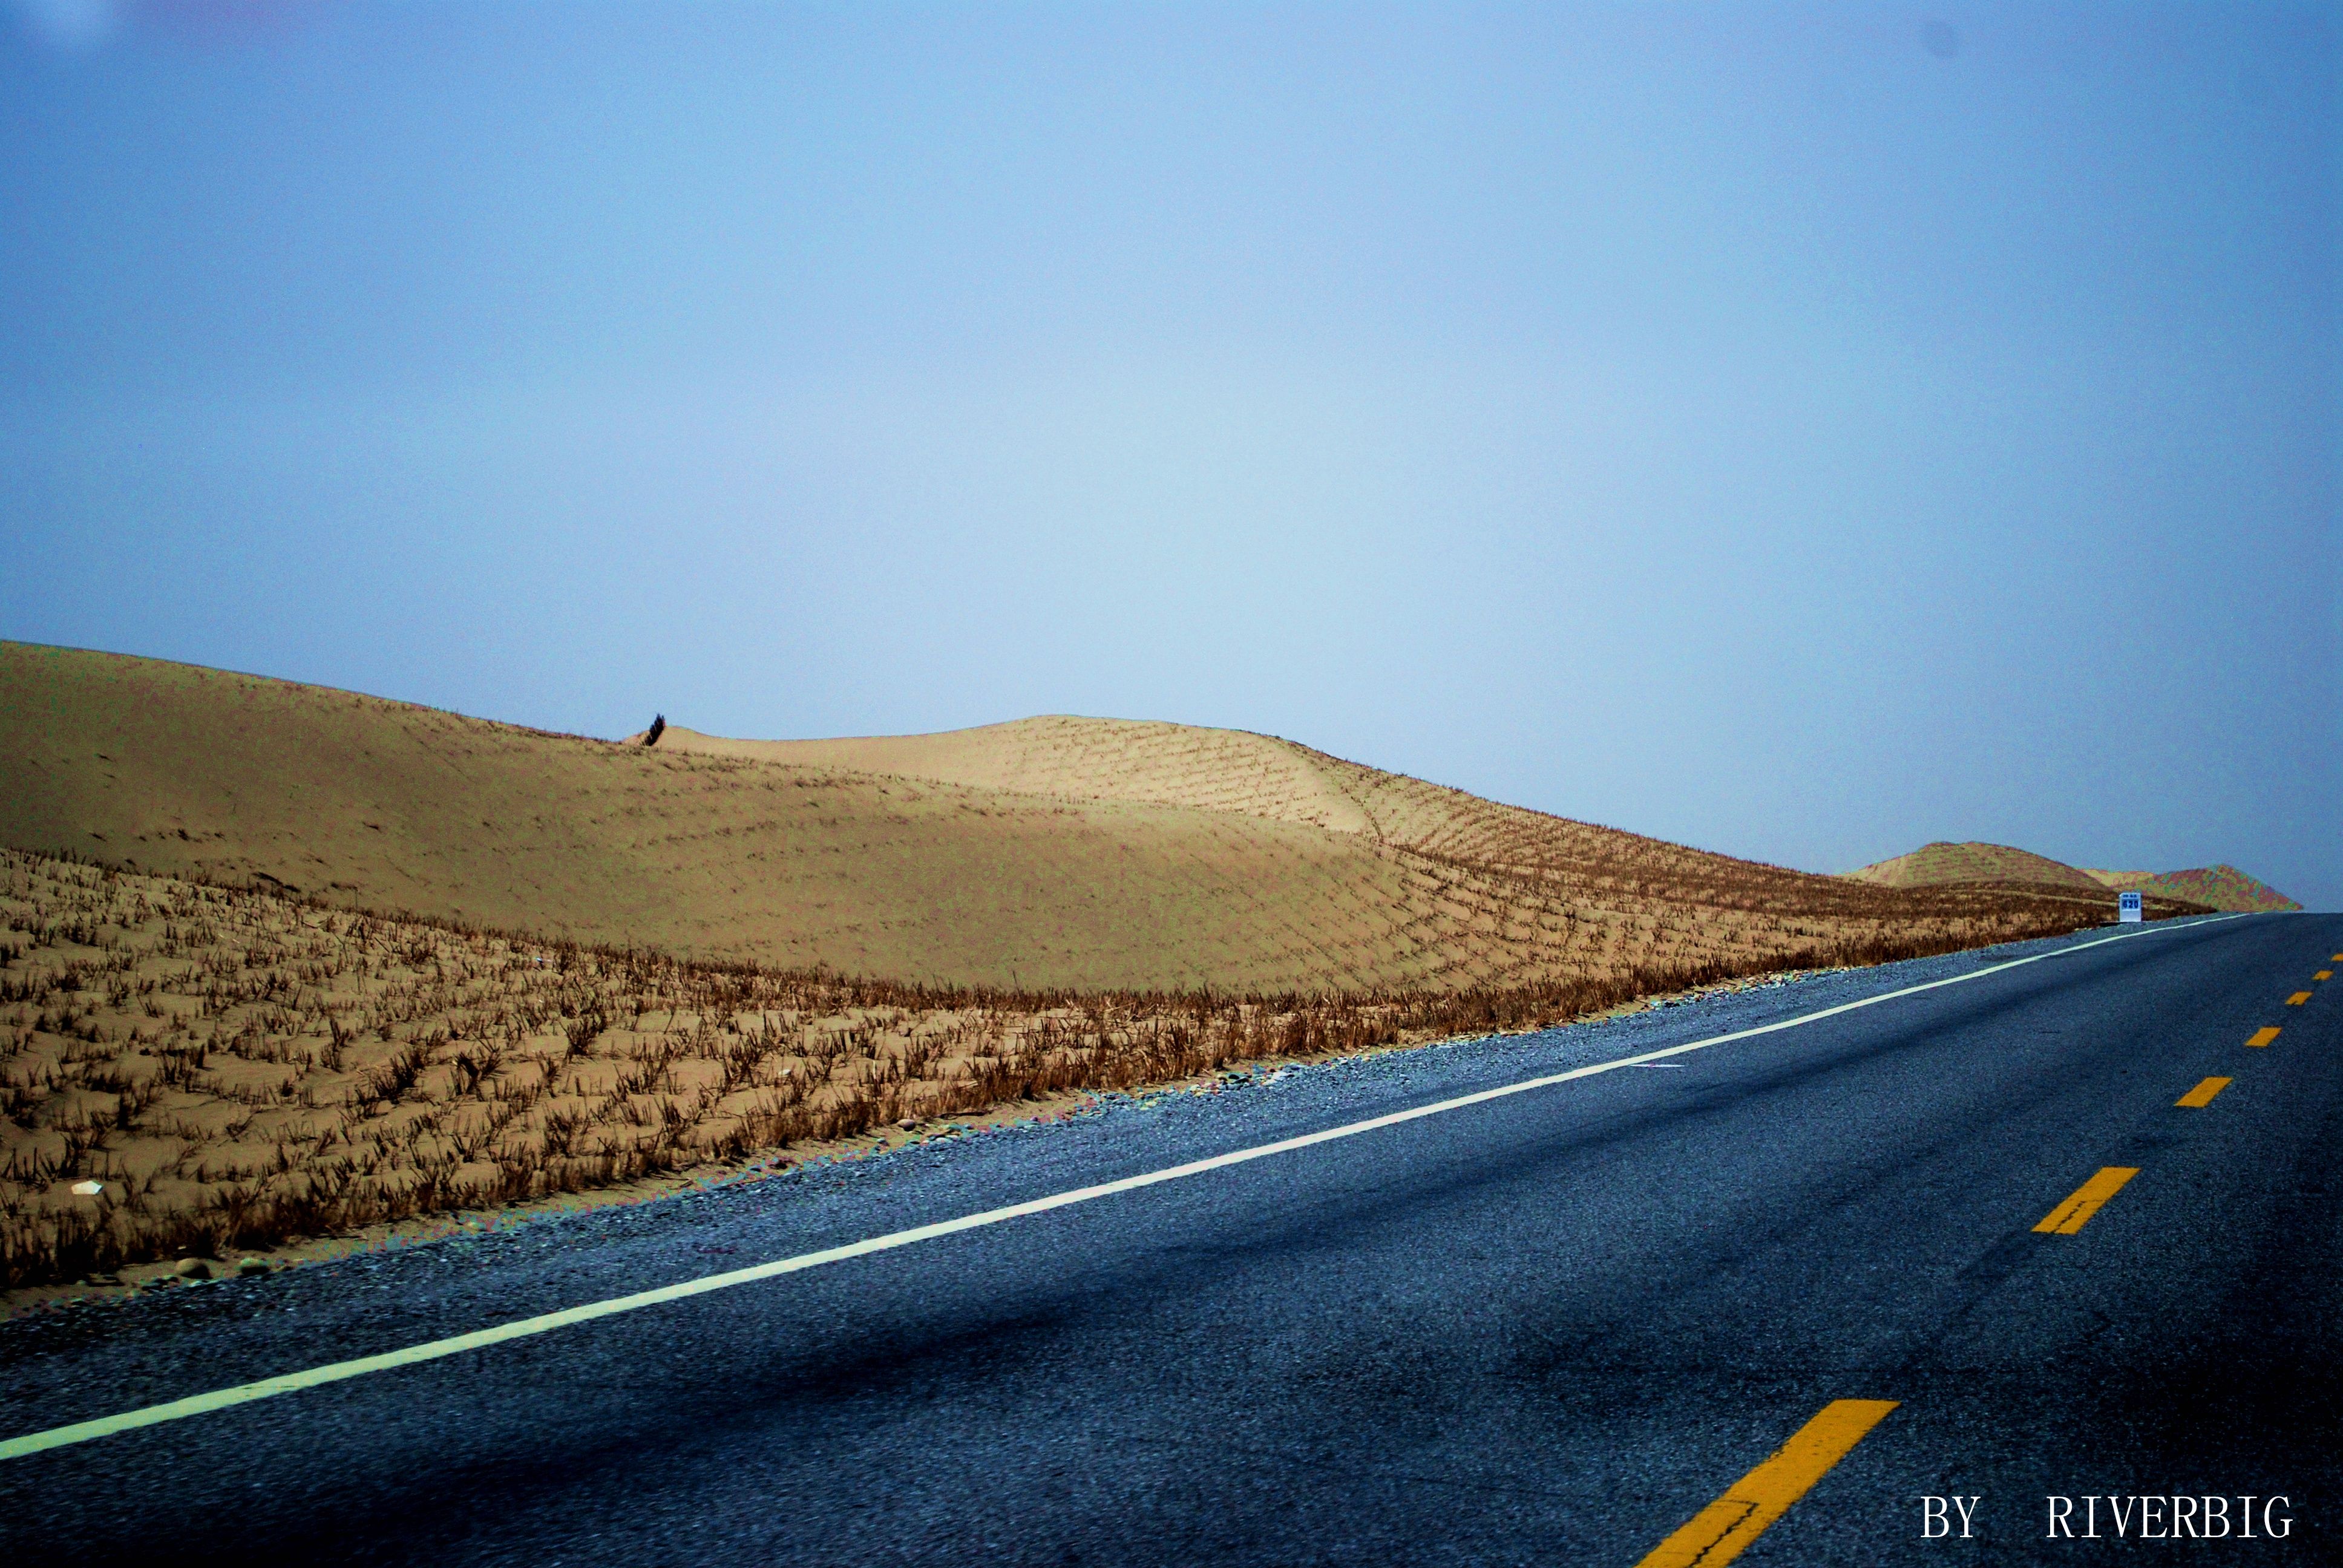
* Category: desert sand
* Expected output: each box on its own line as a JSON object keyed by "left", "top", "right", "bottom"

{"left": 2, "top": 641, "right": 2217, "bottom": 1290}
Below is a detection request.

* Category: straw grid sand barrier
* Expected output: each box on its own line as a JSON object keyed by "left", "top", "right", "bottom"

{"left": 2, "top": 849, "right": 2148, "bottom": 1290}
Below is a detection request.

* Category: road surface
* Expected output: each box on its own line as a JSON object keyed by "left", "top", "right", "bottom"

{"left": 2, "top": 913, "right": 2335, "bottom": 1564}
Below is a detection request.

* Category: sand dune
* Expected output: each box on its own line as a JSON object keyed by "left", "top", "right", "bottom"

{"left": 4, "top": 645, "right": 1432, "bottom": 991}
{"left": 2083, "top": 864, "right": 2299, "bottom": 913}
{"left": 4, "top": 642, "right": 2184, "bottom": 1004}
{"left": 1846, "top": 841, "right": 2110, "bottom": 892}
{"left": 1847, "top": 839, "right": 2296, "bottom": 912}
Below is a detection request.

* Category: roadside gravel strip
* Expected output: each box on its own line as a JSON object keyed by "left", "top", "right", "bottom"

{"left": 0, "top": 912, "right": 2243, "bottom": 1463}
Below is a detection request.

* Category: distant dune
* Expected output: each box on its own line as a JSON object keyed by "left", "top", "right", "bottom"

{"left": 1849, "top": 840, "right": 2296, "bottom": 913}
{"left": 1844, "top": 841, "right": 2108, "bottom": 892}
{"left": 2082, "top": 864, "right": 2300, "bottom": 913}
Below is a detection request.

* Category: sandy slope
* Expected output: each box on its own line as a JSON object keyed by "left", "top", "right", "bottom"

{"left": 5, "top": 642, "right": 2158, "bottom": 996}
{"left": 2, "top": 645, "right": 1434, "bottom": 990}
{"left": 0, "top": 846, "right": 2184, "bottom": 1292}
{"left": 0, "top": 849, "right": 1483, "bottom": 1287}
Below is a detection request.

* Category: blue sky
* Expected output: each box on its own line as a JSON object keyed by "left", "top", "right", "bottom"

{"left": 3, "top": 3, "right": 2336, "bottom": 905}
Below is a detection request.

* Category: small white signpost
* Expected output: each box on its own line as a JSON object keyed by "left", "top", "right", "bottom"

{"left": 2118, "top": 890, "right": 2143, "bottom": 923}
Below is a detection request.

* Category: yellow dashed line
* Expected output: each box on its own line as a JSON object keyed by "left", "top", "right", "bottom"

{"left": 2034, "top": 1167, "right": 2140, "bottom": 1235}
{"left": 1635, "top": 1400, "right": 1901, "bottom": 1568}
{"left": 2176, "top": 1077, "right": 2232, "bottom": 1108}
{"left": 2247, "top": 1027, "right": 2281, "bottom": 1048}
{"left": 2286, "top": 992, "right": 2312, "bottom": 1006}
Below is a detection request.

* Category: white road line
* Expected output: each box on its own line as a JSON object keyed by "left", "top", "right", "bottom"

{"left": 0, "top": 913, "right": 2245, "bottom": 1463}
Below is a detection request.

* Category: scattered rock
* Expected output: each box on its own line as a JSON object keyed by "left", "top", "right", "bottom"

{"left": 235, "top": 1257, "right": 271, "bottom": 1276}
{"left": 70, "top": 1180, "right": 105, "bottom": 1197}
{"left": 172, "top": 1258, "right": 213, "bottom": 1281}
{"left": 897, "top": 1118, "right": 920, "bottom": 1129}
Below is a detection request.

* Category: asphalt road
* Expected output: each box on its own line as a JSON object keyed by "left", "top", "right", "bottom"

{"left": 2, "top": 912, "right": 2336, "bottom": 1566}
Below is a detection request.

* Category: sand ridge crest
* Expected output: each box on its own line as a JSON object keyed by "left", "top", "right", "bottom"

{"left": 641, "top": 717, "right": 1376, "bottom": 836}
{"left": 645, "top": 717, "right": 1755, "bottom": 884}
